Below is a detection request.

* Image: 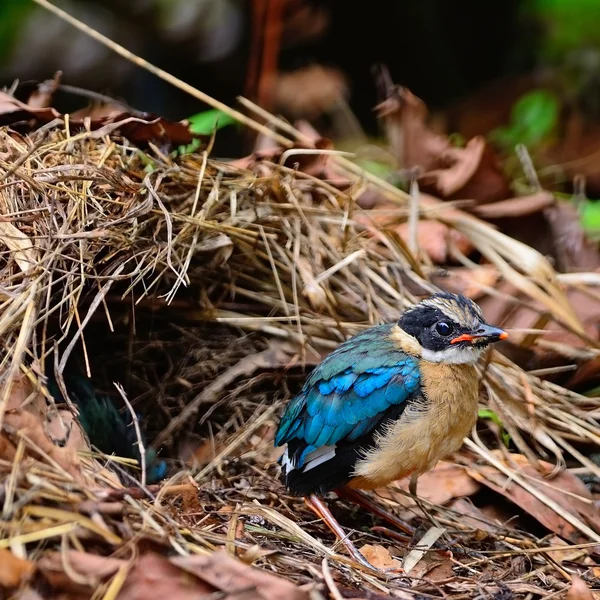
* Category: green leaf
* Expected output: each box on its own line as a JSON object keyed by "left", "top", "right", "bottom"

{"left": 478, "top": 408, "right": 503, "bottom": 427}
{"left": 187, "top": 109, "right": 236, "bottom": 135}
{"left": 478, "top": 408, "right": 511, "bottom": 447}
{"left": 489, "top": 89, "right": 560, "bottom": 150}
{"left": 579, "top": 200, "right": 600, "bottom": 231}
{"left": 354, "top": 158, "right": 394, "bottom": 179}
{"left": 176, "top": 138, "right": 202, "bottom": 157}
{"left": 510, "top": 90, "right": 560, "bottom": 146}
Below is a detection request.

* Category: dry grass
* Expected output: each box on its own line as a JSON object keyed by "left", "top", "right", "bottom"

{"left": 0, "top": 109, "right": 600, "bottom": 598}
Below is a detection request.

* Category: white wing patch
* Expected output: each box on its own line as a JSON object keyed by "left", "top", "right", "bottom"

{"left": 281, "top": 445, "right": 337, "bottom": 474}
{"left": 303, "top": 445, "right": 337, "bottom": 472}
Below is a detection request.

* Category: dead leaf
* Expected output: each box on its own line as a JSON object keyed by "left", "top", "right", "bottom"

{"left": 273, "top": 65, "right": 348, "bottom": 119}
{"left": 0, "top": 373, "right": 87, "bottom": 483}
{"left": 117, "top": 554, "right": 214, "bottom": 600}
{"left": 0, "top": 549, "right": 35, "bottom": 589}
{"left": 395, "top": 220, "right": 473, "bottom": 264}
{"left": 38, "top": 551, "right": 125, "bottom": 591}
{"left": 378, "top": 461, "right": 481, "bottom": 509}
{"left": 0, "top": 90, "right": 197, "bottom": 146}
{"left": 545, "top": 201, "right": 600, "bottom": 272}
{"left": 431, "top": 265, "right": 500, "bottom": 300}
{"left": 171, "top": 552, "right": 309, "bottom": 600}
{"left": 376, "top": 86, "right": 450, "bottom": 173}
{"left": 404, "top": 553, "right": 454, "bottom": 581}
{"left": 566, "top": 575, "right": 596, "bottom": 600}
{"left": 422, "top": 137, "right": 486, "bottom": 197}
{"left": 375, "top": 85, "right": 510, "bottom": 204}
{"left": 358, "top": 545, "right": 403, "bottom": 571}
{"left": 449, "top": 498, "right": 498, "bottom": 535}
{"left": 26, "top": 72, "right": 62, "bottom": 109}
{"left": 467, "top": 452, "right": 600, "bottom": 543}
{"left": 472, "top": 191, "right": 555, "bottom": 219}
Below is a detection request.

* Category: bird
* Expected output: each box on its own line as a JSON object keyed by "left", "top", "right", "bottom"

{"left": 46, "top": 372, "right": 167, "bottom": 484}
{"left": 274, "top": 292, "right": 507, "bottom": 570}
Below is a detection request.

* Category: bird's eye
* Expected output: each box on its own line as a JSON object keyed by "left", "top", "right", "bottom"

{"left": 435, "top": 321, "right": 454, "bottom": 336}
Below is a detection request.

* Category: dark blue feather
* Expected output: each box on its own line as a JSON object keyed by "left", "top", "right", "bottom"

{"left": 275, "top": 323, "right": 421, "bottom": 464}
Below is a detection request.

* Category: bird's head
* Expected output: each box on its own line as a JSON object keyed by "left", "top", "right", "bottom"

{"left": 397, "top": 292, "right": 507, "bottom": 364}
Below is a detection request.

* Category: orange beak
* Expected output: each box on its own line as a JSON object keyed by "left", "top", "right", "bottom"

{"left": 450, "top": 326, "right": 508, "bottom": 345}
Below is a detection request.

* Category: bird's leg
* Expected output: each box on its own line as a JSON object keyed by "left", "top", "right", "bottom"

{"left": 335, "top": 486, "right": 414, "bottom": 537}
{"left": 409, "top": 473, "right": 442, "bottom": 528}
{"left": 304, "top": 494, "right": 379, "bottom": 572}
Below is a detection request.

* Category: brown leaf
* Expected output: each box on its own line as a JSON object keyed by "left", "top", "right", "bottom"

{"left": 449, "top": 498, "right": 498, "bottom": 535}
{"left": 406, "top": 554, "right": 454, "bottom": 581}
{"left": 117, "top": 554, "right": 214, "bottom": 600}
{"left": 431, "top": 265, "right": 500, "bottom": 300}
{"left": 422, "top": 137, "right": 486, "bottom": 197}
{"left": 273, "top": 65, "right": 348, "bottom": 119}
{"left": 472, "top": 191, "right": 555, "bottom": 219}
{"left": 358, "top": 545, "right": 403, "bottom": 571}
{"left": 376, "top": 86, "right": 510, "bottom": 204}
{"left": 545, "top": 201, "right": 600, "bottom": 272}
{"left": 171, "top": 552, "right": 309, "bottom": 600}
{"left": 0, "top": 91, "right": 197, "bottom": 146}
{"left": 0, "top": 549, "right": 35, "bottom": 589}
{"left": 38, "top": 551, "right": 125, "bottom": 592}
{"left": 467, "top": 453, "right": 600, "bottom": 543}
{"left": 27, "top": 72, "right": 62, "bottom": 109}
{"left": 395, "top": 220, "right": 473, "bottom": 264}
{"left": 0, "top": 373, "right": 86, "bottom": 483}
{"left": 566, "top": 575, "right": 596, "bottom": 600}
{"left": 423, "top": 137, "right": 511, "bottom": 203}
{"left": 376, "top": 87, "right": 451, "bottom": 173}
{"left": 379, "top": 461, "right": 481, "bottom": 509}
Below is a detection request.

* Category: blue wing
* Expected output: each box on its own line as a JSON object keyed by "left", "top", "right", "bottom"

{"left": 275, "top": 324, "right": 421, "bottom": 470}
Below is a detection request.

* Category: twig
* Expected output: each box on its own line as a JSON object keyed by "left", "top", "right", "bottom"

{"left": 114, "top": 382, "right": 147, "bottom": 489}
{"left": 322, "top": 558, "right": 344, "bottom": 600}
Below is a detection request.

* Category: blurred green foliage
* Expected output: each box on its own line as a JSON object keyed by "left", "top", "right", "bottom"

{"left": 490, "top": 89, "right": 560, "bottom": 151}
{"left": 0, "top": 2, "right": 32, "bottom": 60}
{"left": 529, "top": 0, "right": 600, "bottom": 58}
{"left": 579, "top": 200, "right": 600, "bottom": 236}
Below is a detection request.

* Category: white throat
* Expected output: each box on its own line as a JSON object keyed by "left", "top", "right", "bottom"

{"left": 420, "top": 345, "right": 485, "bottom": 365}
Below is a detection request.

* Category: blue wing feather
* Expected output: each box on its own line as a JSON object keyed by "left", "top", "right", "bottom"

{"left": 275, "top": 323, "right": 421, "bottom": 462}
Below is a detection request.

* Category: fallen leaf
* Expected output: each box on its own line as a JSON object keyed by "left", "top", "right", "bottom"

{"left": 376, "top": 86, "right": 450, "bottom": 173}
{"left": 406, "top": 554, "right": 454, "bottom": 581}
{"left": 0, "top": 90, "right": 198, "bottom": 147}
{"left": 273, "top": 65, "right": 348, "bottom": 119}
{"left": 449, "top": 498, "right": 498, "bottom": 535}
{"left": 117, "top": 554, "right": 214, "bottom": 600}
{"left": 378, "top": 461, "right": 481, "bottom": 508}
{"left": 171, "top": 552, "right": 309, "bottom": 600}
{"left": 375, "top": 85, "right": 510, "bottom": 204}
{"left": 472, "top": 191, "right": 555, "bottom": 220}
{"left": 566, "top": 575, "right": 596, "bottom": 600}
{"left": 422, "top": 136, "right": 487, "bottom": 197}
{"left": 26, "top": 72, "right": 61, "bottom": 109}
{"left": 0, "top": 373, "right": 86, "bottom": 483}
{"left": 467, "top": 452, "right": 600, "bottom": 543}
{"left": 545, "top": 201, "right": 600, "bottom": 272}
{"left": 358, "top": 545, "right": 403, "bottom": 571}
{"left": 354, "top": 204, "right": 473, "bottom": 264}
{"left": 0, "top": 549, "right": 35, "bottom": 589}
{"left": 38, "top": 551, "right": 125, "bottom": 592}
{"left": 431, "top": 265, "right": 500, "bottom": 300}
{"left": 395, "top": 220, "right": 473, "bottom": 264}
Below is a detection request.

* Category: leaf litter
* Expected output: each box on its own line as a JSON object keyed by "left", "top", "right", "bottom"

{"left": 1, "top": 23, "right": 600, "bottom": 600}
